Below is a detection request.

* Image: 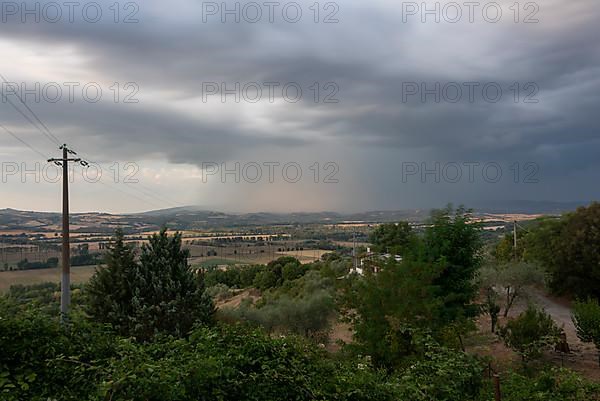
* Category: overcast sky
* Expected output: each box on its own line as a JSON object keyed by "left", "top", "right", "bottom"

{"left": 0, "top": 0, "right": 598, "bottom": 213}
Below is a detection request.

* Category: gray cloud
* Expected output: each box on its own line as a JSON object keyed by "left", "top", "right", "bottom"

{"left": 0, "top": 0, "right": 599, "bottom": 211}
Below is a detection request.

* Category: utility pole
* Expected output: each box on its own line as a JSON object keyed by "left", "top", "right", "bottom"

{"left": 352, "top": 231, "right": 357, "bottom": 273}
{"left": 48, "top": 145, "right": 82, "bottom": 321}
{"left": 513, "top": 220, "right": 517, "bottom": 261}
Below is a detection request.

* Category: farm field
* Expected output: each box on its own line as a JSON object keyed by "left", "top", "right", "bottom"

{"left": 0, "top": 248, "right": 329, "bottom": 292}
{"left": 0, "top": 265, "right": 97, "bottom": 293}
{"left": 275, "top": 249, "right": 330, "bottom": 263}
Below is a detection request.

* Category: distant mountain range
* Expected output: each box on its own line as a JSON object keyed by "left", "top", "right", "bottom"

{"left": 468, "top": 200, "right": 591, "bottom": 214}
{"left": 0, "top": 200, "right": 592, "bottom": 233}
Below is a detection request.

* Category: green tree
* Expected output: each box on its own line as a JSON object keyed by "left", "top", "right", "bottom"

{"left": 253, "top": 269, "right": 279, "bottom": 290}
{"left": 369, "top": 222, "right": 414, "bottom": 255}
{"left": 282, "top": 259, "right": 307, "bottom": 281}
{"left": 498, "top": 262, "right": 544, "bottom": 317}
{"left": 251, "top": 256, "right": 303, "bottom": 290}
{"left": 228, "top": 277, "right": 336, "bottom": 341}
{"left": 343, "top": 258, "right": 443, "bottom": 369}
{"left": 572, "top": 298, "right": 600, "bottom": 366}
{"left": 422, "top": 206, "right": 483, "bottom": 325}
{"left": 344, "top": 206, "right": 484, "bottom": 368}
{"left": 239, "top": 264, "right": 264, "bottom": 287}
{"left": 523, "top": 203, "right": 600, "bottom": 298}
{"left": 86, "top": 229, "right": 138, "bottom": 331}
{"left": 480, "top": 262, "right": 545, "bottom": 318}
{"left": 87, "top": 228, "right": 214, "bottom": 341}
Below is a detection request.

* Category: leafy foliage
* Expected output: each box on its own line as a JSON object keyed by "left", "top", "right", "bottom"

{"left": 16, "top": 257, "right": 59, "bottom": 270}
{"left": 0, "top": 300, "right": 402, "bottom": 401}
{"left": 86, "top": 228, "right": 214, "bottom": 341}
{"left": 397, "top": 342, "right": 483, "bottom": 401}
{"left": 499, "top": 304, "right": 561, "bottom": 362}
{"left": 496, "top": 368, "right": 600, "bottom": 401}
{"left": 224, "top": 271, "right": 337, "bottom": 341}
{"left": 522, "top": 202, "right": 600, "bottom": 298}
{"left": 343, "top": 206, "right": 483, "bottom": 369}
{"left": 205, "top": 283, "right": 234, "bottom": 301}
{"left": 480, "top": 262, "right": 545, "bottom": 318}
{"left": 0, "top": 300, "right": 118, "bottom": 401}
{"left": 203, "top": 256, "right": 306, "bottom": 291}
{"left": 492, "top": 228, "right": 525, "bottom": 263}
{"left": 369, "top": 222, "right": 414, "bottom": 255}
{"left": 422, "top": 206, "right": 483, "bottom": 325}
{"left": 343, "top": 258, "right": 443, "bottom": 369}
{"left": 572, "top": 298, "right": 600, "bottom": 366}
{"left": 5, "top": 205, "right": 600, "bottom": 400}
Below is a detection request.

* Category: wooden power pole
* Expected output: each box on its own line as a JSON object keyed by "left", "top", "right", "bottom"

{"left": 48, "top": 145, "right": 81, "bottom": 321}
{"left": 513, "top": 220, "right": 517, "bottom": 260}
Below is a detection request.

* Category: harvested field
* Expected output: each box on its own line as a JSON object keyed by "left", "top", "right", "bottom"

{"left": 0, "top": 265, "right": 96, "bottom": 293}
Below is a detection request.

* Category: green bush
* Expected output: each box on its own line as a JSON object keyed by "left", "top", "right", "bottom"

{"left": 204, "top": 257, "right": 306, "bottom": 291}
{"left": 0, "top": 302, "right": 404, "bottom": 401}
{"left": 499, "top": 304, "right": 561, "bottom": 362}
{"left": 205, "top": 283, "right": 233, "bottom": 301}
{"left": 204, "top": 266, "right": 242, "bottom": 288}
{"left": 0, "top": 301, "right": 118, "bottom": 401}
{"left": 253, "top": 269, "right": 280, "bottom": 290}
{"left": 572, "top": 297, "right": 600, "bottom": 366}
{"left": 224, "top": 271, "right": 337, "bottom": 340}
{"left": 397, "top": 344, "right": 484, "bottom": 401}
{"left": 497, "top": 368, "right": 600, "bottom": 401}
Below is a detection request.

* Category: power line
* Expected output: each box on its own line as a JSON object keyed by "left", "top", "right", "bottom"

{"left": 0, "top": 123, "right": 49, "bottom": 159}
{"left": 127, "top": 181, "right": 182, "bottom": 209}
{"left": 95, "top": 179, "right": 165, "bottom": 209}
{"left": 0, "top": 73, "right": 61, "bottom": 146}
{"left": 1, "top": 73, "right": 180, "bottom": 210}
{"left": 0, "top": 91, "right": 60, "bottom": 147}
{"left": 72, "top": 164, "right": 165, "bottom": 210}
{"left": 135, "top": 181, "right": 183, "bottom": 207}
{"left": 74, "top": 151, "right": 183, "bottom": 209}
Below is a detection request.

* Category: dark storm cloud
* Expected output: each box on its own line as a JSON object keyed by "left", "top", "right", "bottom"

{"left": 1, "top": 0, "right": 599, "bottom": 180}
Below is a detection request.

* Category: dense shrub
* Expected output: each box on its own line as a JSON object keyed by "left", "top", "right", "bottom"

{"left": 6, "top": 295, "right": 598, "bottom": 401}
{"left": 205, "top": 283, "right": 233, "bottom": 301}
{"left": 572, "top": 298, "right": 600, "bottom": 366}
{"left": 6, "top": 282, "right": 86, "bottom": 315}
{"left": 203, "top": 257, "right": 306, "bottom": 291}
{"left": 496, "top": 368, "right": 600, "bottom": 401}
{"left": 397, "top": 343, "right": 484, "bottom": 401}
{"left": 499, "top": 305, "right": 561, "bottom": 362}
{"left": 204, "top": 265, "right": 243, "bottom": 288}
{"left": 0, "top": 301, "right": 118, "bottom": 401}
{"left": 70, "top": 252, "right": 103, "bottom": 267}
{"left": 223, "top": 271, "right": 337, "bottom": 340}
{"left": 0, "top": 301, "right": 404, "bottom": 401}
{"left": 521, "top": 203, "right": 600, "bottom": 298}
{"left": 16, "top": 257, "right": 59, "bottom": 270}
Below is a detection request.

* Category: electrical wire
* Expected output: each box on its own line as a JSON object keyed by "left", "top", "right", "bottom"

{"left": 1, "top": 72, "right": 181, "bottom": 210}
{"left": 0, "top": 123, "right": 50, "bottom": 159}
